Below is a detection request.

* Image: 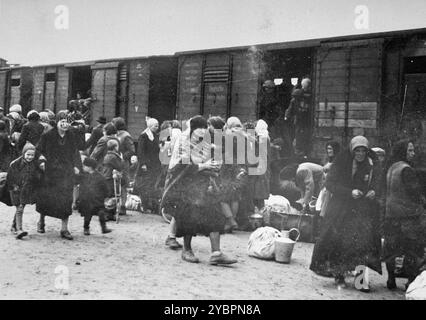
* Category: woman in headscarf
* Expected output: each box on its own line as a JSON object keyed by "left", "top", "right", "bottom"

{"left": 216, "top": 116, "right": 248, "bottom": 232}
{"left": 39, "top": 111, "right": 54, "bottom": 134}
{"left": 310, "top": 136, "right": 382, "bottom": 292}
{"left": 316, "top": 141, "right": 341, "bottom": 220}
{"left": 383, "top": 140, "right": 426, "bottom": 290}
{"left": 162, "top": 116, "right": 237, "bottom": 265}
{"left": 134, "top": 117, "right": 161, "bottom": 213}
{"left": 36, "top": 110, "right": 83, "bottom": 240}
{"left": 0, "top": 120, "right": 12, "bottom": 172}
{"left": 249, "top": 119, "right": 271, "bottom": 209}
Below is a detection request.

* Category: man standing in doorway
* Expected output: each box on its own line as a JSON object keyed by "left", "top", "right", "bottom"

{"left": 285, "top": 77, "right": 313, "bottom": 159}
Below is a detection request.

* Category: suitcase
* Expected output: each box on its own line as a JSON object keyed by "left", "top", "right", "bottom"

{"left": 269, "top": 209, "right": 316, "bottom": 243}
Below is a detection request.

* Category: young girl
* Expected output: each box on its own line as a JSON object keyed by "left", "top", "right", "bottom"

{"left": 7, "top": 143, "right": 44, "bottom": 239}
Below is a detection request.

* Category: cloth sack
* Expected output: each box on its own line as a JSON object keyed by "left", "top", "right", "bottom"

{"left": 406, "top": 271, "right": 426, "bottom": 300}
{"left": 125, "top": 194, "right": 142, "bottom": 211}
{"left": 247, "top": 226, "right": 282, "bottom": 260}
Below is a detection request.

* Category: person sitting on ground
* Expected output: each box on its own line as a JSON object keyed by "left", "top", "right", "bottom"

{"left": 76, "top": 157, "right": 112, "bottom": 236}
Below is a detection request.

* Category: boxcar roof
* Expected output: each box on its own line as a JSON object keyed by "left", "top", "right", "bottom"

{"left": 31, "top": 54, "right": 175, "bottom": 69}
{"left": 175, "top": 27, "right": 426, "bottom": 56}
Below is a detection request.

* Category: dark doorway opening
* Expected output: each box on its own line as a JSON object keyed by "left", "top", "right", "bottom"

{"left": 262, "top": 48, "right": 313, "bottom": 114}
{"left": 70, "top": 67, "right": 92, "bottom": 100}
{"left": 401, "top": 56, "right": 426, "bottom": 158}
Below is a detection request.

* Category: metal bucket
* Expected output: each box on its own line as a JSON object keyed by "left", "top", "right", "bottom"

{"left": 274, "top": 237, "right": 296, "bottom": 264}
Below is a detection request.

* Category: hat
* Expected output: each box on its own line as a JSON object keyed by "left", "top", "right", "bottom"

{"left": 189, "top": 115, "right": 208, "bottom": 136}
{"left": 22, "top": 142, "right": 36, "bottom": 156}
{"left": 27, "top": 110, "right": 40, "bottom": 121}
{"left": 372, "top": 147, "right": 385, "bottom": 156}
{"left": 83, "top": 157, "right": 97, "bottom": 169}
{"left": 350, "top": 135, "right": 369, "bottom": 153}
{"left": 97, "top": 116, "right": 107, "bottom": 124}
{"left": 10, "top": 104, "right": 22, "bottom": 113}
{"left": 263, "top": 80, "right": 275, "bottom": 88}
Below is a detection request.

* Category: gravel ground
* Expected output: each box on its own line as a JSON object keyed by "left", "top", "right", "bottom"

{"left": 0, "top": 203, "right": 406, "bottom": 300}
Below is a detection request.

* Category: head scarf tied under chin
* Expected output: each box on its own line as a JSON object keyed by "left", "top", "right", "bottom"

{"left": 350, "top": 135, "right": 369, "bottom": 154}
{"left": 143, "top": 117, "right": 159, "bottom": 141}
{"left": 226, "top": 116, "right": 243, "bottom": 131}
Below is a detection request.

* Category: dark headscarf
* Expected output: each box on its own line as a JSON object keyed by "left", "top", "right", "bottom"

{"left": 207, "top": 116, "right": 225, "bottom": 130}
{"left": 325, "top": 141, "right": 341, "bottom": 163}
{"left": 0, "top": 120, "right": 6, "bottom": 131}
{"left": 103, "top": 122, "right": 117, "bottom": 136}
{"left": 189, "top": 115, "right": 207, "bottom": 137}
{"left": 112, "top": 117, "right": 127, "bottom": 131}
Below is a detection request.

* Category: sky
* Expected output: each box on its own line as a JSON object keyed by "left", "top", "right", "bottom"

{"left": 0, "top": 0, "right": 426, "bottom": 66}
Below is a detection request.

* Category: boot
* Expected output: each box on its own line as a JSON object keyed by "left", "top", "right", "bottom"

{"left": 165, "top": 236, "right": 183, "bottom": 250}
{"left": 99, "top": 210, "right": 112, "bottom": 234}
{"left": 15, "top": 207, "right": 27, "bottom": 240}
{"left": 119, "top": 205, "right": 127, "bottom": 216}
{"left": 11, "top": 218, "right": 17, "bottom": 234}
{"left": 84, "top": 228, "right": 90, "bottom": 236}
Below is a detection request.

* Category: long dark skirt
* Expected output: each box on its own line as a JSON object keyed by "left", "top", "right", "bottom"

{"left": 166, "top": 200, "right": 225, "bottom": 237}
{"left": 36, "top": 174, "right": 74, "bottom": 219}
{"left": 310, "top": 200, "right": 382, "bottom": 276}
{"left": 134, "top": 167, "right": 161, "bottom": 210}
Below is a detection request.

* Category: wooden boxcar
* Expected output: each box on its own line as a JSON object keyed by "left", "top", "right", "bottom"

{"left": 30, "top": 55, "right": 177, "bottom": 139}
{"left": 0, "top": 66, "right": 33, "bottom": 115}
{"left": 175, "top": 27, "right": 426, "bottom": 160}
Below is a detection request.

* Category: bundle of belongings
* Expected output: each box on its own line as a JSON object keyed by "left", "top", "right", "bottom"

{"left": 260, "top": 194, "right": 315, "bottom": 243}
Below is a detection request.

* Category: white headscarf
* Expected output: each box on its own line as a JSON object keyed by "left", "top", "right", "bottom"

{"left": 255, "top": 119, "right": 269, "bottom": 138}
{"left": 143, "top": 117, "right": 159, "bottom": 141}
{"left": 226, "top": 116, "right": 243, "bottom": 131}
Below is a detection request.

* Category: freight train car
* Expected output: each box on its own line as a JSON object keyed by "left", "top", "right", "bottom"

{"left": 175, "top": 27, "right": 426, "bottom": 160}
{"left": 0, "top": 66, "right": 33, "bottom": 115}
{"left": 30, "top": 55, "right": 177, "bottom": 138}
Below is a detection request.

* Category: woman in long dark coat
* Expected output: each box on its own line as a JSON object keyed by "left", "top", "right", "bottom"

{"left": 162, "top": 116, "right": 237, "bottom": 265}
{"left": 383, "top": 139, "right": 426, "bottom": 290}
{"left": 36, "top": 110, "right": 82, "bottom": 240}
{"left": 0, "top": 120, "right": 12, "bottom": 172}
{"left": 134, "top": 117, "right": 161, "bottom": 213}
{"left": 310, "top": 136, "right": 382, "bottom": 291}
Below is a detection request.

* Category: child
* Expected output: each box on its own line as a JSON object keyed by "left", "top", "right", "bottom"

{"left": 7, "top": 143, "right": 44, "bottom": 239}
{"left": 77, "top": 157, "right": 112, "bottom": 235}
{"left": 102, "top": 139, "right": 125, "bottom": 219}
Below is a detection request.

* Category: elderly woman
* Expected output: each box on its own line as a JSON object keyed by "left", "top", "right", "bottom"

{"left": 162, "top": 115, "right": 236, "bottom": 265}
{"left": 135, "top": 117, "right": 161, "bottom": 213}
{"left": 36, "top": 110, "right": 82, "bottom": 240}
{"left": 310, "top": 136, "right": 382, "bottom": 291}
{"left": 383, "top": 140, "right": 426, "bottom": 290}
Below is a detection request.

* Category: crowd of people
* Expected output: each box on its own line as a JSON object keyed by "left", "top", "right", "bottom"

{"left": 0, "top": 98, "right": 425, "bottom": 291}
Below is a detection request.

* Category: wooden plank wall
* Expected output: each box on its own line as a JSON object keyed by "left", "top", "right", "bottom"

{"left": 10, "top": 70, "right": 21, "bottom": 107}
{"left": 91, "top": 63, "right": 118, "bottom": 128}
{"left": 32, "top": 68, "right": 45, "bottom": 111}
{"left": 0, "top": 70, "right": 8, "bottom": 111}
{"left": 176, "top": 55, "right": 203, "bottom": 120}
{"left": 230, "top": 51, "right": 259, "bottom": 122}
{"left": 55, "top": 67, "right": 69, "bottom": 111}
{"left": 202, "top": 53, "right": 230, "bottom": 119}
{"left": 313, "top": 41, "right": 383, "bottom": 160}
{"left": 126, "top": 60, "right": 150, "bottom": 138}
